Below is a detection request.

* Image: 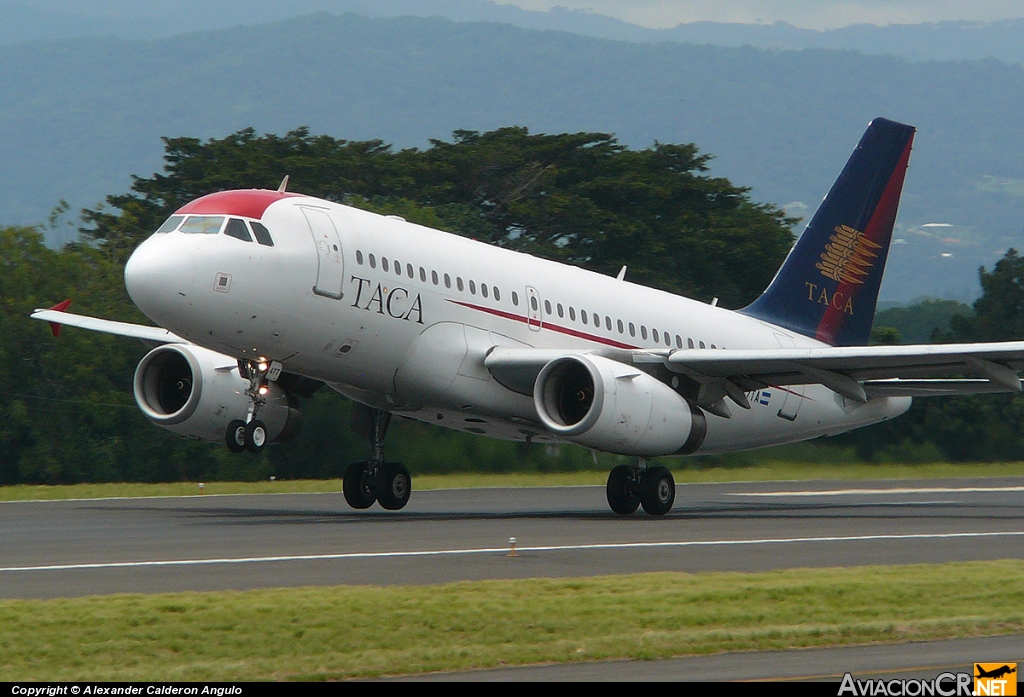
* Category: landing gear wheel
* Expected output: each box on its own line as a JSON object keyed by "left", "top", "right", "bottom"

{"left": 377, "top": 462, "right": 411, "bottom": 511}
{"left": 243, "top": 419, "right": 267, "bottom": 454}
{"left": 606, "top": 464, "right": 641, "bottom": 515}
{"left": 343, "top": 461, "right": 376, "bottom": 509}
{"left": 640, "top": 466, "right": 675, "bottom": 516}
{"left": 226, "top": 419, "right": 247, "bottom": 453}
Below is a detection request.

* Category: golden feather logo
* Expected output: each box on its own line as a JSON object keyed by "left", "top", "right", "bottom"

{"left": 816, "top": 224, "right": 881, "bottom": 285}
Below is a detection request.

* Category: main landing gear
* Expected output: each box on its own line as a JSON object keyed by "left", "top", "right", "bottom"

{"left": 225, "top": 359, "right": 273, "bottom": 454}
{"left": 606, "top": 459, "right": 675, "bottom": 516}
{"left": 344, "top": 404, "right": 411, "bottom": 511}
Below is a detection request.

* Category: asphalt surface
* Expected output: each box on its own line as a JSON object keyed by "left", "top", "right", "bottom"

{"left": 3, "top": 476, "right": 1023, "bottom": 681}
{"left": 398, "top": 634, "right": 1024, "bottom": 682}
{"left": 3, "top": 477, "right": 1024, "bottom": 599}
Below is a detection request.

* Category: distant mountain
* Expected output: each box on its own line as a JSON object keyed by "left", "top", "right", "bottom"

{"left": 1, "top": 12, "right": 1022, "bottom": 301}
{"left": 5, "top": 1, "right": 1024, "bottom": 65}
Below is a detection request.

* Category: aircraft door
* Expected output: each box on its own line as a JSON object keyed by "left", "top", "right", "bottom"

{"left": 302, "top": 207, "right": 344, "bottom": 299}
{"left": 525, "top": 286, "right": 542, "bottom": 331}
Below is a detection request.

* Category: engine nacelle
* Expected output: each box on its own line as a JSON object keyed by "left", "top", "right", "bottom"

{"left": 133, "top": 344, "right": 301, "bottom": 444}
{"left": 534, "top": 354, "right": 703, "bottom": 456}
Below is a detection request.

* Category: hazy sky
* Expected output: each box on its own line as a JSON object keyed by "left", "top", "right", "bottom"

{"left": 506, "top": 1, "right": 1024, "bottom": 30}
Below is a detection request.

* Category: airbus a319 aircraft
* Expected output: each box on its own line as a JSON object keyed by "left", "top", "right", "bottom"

{"left": 33, "top": 118, "right": 1024, "bottom": 515}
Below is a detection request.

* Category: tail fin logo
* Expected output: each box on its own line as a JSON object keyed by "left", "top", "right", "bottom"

{"left": 815, "top": 224, "right": 882, "bottom": 285}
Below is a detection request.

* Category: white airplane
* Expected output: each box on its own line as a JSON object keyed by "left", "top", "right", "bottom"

{"left": 33, "top": 118, "right": 1024, "bottom": 515}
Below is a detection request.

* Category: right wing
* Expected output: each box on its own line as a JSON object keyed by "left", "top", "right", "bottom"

{"left": 30, "top": 308, "right": 186, "bottom": 344}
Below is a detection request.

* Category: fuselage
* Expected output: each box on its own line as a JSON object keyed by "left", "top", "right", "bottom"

{"left": 124, "top": 189, "right": 909, "bottom": 455}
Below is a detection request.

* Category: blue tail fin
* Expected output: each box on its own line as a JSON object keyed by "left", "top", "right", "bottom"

{"left": 740, "top": 117, "right": 915, "bottom": 346}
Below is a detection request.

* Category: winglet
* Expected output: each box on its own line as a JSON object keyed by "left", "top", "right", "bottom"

{"left": 46, "top": 299, "right": 72, "bottom": 337}
{"left": 277, "top": 175, "right": 289, "bottom": 193}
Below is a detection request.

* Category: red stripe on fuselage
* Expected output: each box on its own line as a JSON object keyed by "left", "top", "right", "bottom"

{"left": 815, "top": 136, "right": 914, "bottom": 345}
{"left": 447, "top": 299, "right": 638, "bottom": 350}
{"left": 175, "top": 190, "right": 303, "bottom": 220}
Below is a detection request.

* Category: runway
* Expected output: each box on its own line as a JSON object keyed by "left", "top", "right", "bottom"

{"left": 3, "top": 476, "right": 1024, "bottom": 599}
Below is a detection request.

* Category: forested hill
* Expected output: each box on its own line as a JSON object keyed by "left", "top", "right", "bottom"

{"left": 2, "top": 12, "right": 1024, "bottom": 301}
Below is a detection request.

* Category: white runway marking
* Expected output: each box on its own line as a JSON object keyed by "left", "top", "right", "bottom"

{"left": 728, "top": 486, "right": 1024, "bottom": 497}
{"left": 3, "top": 530, "right": 1024, "bottom": 573}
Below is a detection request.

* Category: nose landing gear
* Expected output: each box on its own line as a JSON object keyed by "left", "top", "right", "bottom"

{"left": 344, "top": 404, "right": 412, "bottom": 511}
{"left": 606, "top": 459, "right": 675, "bottom": 516}
{"left": 224, "top": 359, "right": 275, "bottom": 454}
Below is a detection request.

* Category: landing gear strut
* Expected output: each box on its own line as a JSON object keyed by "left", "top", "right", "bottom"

{"left": 344, "top": 405, "right": 412, "bottom": 511}
{"left": 606, "top": 459, "right": 675, "bottom": 516}
{"left": 224, "top": 359, "right": 272, "bottom": 454}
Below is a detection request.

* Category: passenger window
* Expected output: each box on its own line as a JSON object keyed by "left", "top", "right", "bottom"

{"left": 665, "top": 332, "right": 671, "bottom": 346}
{"left": 641, "top": 326, "right": 648, "bottom": 340}
{"left": 369, "top": 254, "right": 377, "bottom": 269}
{"left": 419, "top": 267, "right": 426, "bottom": 282}
{"left": 581, "top": 310, "right": 588, "bottom": 325}
{"left": 617, "top": 319, "right": 624, "bottom": 334}
{"left": 594, "top": 313, "right": 600, "bottom": 327}
{"left": 688, "top": 338, "right": 694, "bottom": 349}
{"left": 180, "top": 216, "right": 225, "bottom": 234}
{"left": 675, "top": 335, "right": 683, "bottom": 349}
{"left": 444, "top": 273, "right": 451, "bottom": 289}
{"left": 629, "top": 322, "right": 636, "bottom": 337}
{"left": 557, "top": 304, "right": 564, "bottom": 318}
{"left": 652, "top": 329, "right": 659, "bottom": 344}
{"left": 606, "top": 316, "right": 612, "bottom": 331}
{"left": 531, "top": 296, "right": 538, "bottom": 311}
{"left": 224, "top": 218, "right": 252, "bottom": 242}
{"left": 356, "top": 250, "right": 364, "bottom": 265}
{"left": 407, "top": 263, "right": 414, "bottom": 278}
{"left": 699, "top": 341, "right": 706, "bottom": 349}
{"left": 544, "top": 300, "right": 551, "bottom": 314}
{"left": 481, "top": 284, "right": 489, "bottom": 299}
{"left": 156, "top": 215, "right": 184, "bottom": 233}
{"left": 382, "top": 258, "right": 390, "bottom": 272}
{"left": 457, "top": 277, "right": 464, "bottom": 291}
{"left": 569, "top": 307, "right": 576, "bottom": 321}
{"left": 249, "top": 221, "right": 274, "bottom": 247}
{"left": 432, "top": 270, "right": 439, "bottom": 285}
{"left": 512, "top": 292, "right": 519, "bottom": 306}
{"left": 469, "top": 280, "right": 476, "bottom": 295}
{"left": 494, "top": 287, "right": 501, "bottom": 301}
{"left": 394, "top": 259, "right": 401, "bottom": 276}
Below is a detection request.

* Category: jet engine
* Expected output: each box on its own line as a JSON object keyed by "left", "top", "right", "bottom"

{"left": 133, "top": 344, "right": 301, "bottom": 444}
{"left": 533, "top": 354, "right": 705, "bottom": 456}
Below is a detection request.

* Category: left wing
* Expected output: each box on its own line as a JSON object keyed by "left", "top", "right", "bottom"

{"left": 30, "top": 308, "right": 186, "bottom": 344}
{"left": 485, "top": 342, "right": 1024, "bottom": 410}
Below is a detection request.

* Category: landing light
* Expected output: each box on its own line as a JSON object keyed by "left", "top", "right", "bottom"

{"left": 257, "top": 382, "right": 270, "bottom": 396}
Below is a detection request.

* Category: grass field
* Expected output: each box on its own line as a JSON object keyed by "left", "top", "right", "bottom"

{"left": 3, "top": 461, "right": 1024, "bottom": 501}
{"left": 2, "top": 561, "right": 1022, "bottom": 680}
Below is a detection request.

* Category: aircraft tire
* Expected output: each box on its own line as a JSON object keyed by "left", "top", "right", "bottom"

{"left": 343, "top": 462, "right": 376, "bottom": 509}
{"left": 243, "top": 420, "right": 267, "bottom": 454}
{"left": 377, "top": 462, "right": 411, "bottom": 511}
{"left": 606, "top": 464, "right": 641, "bottom": 515}
{"left": 226, "top": 420, "right": 247, "bottom": 453}
{"left": 640, "top": 466, "right": 675, "bottom": 516}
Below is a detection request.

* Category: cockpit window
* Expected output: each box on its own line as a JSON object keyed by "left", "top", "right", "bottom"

{"left": 155, "top": 215, "right": 184, "bottom": 233}
{"left": 249, "top": 221, "right": 274, "bottom": 247}
{"left": 180, "top": 216, "right": 225, "bottom": 234}
{"left": 224, "top": 218, "right": 252, "bottom": 242}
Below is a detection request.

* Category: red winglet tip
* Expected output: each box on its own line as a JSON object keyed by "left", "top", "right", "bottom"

{"left": 47, "top": 299, "right": 72, "bottom": 337}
